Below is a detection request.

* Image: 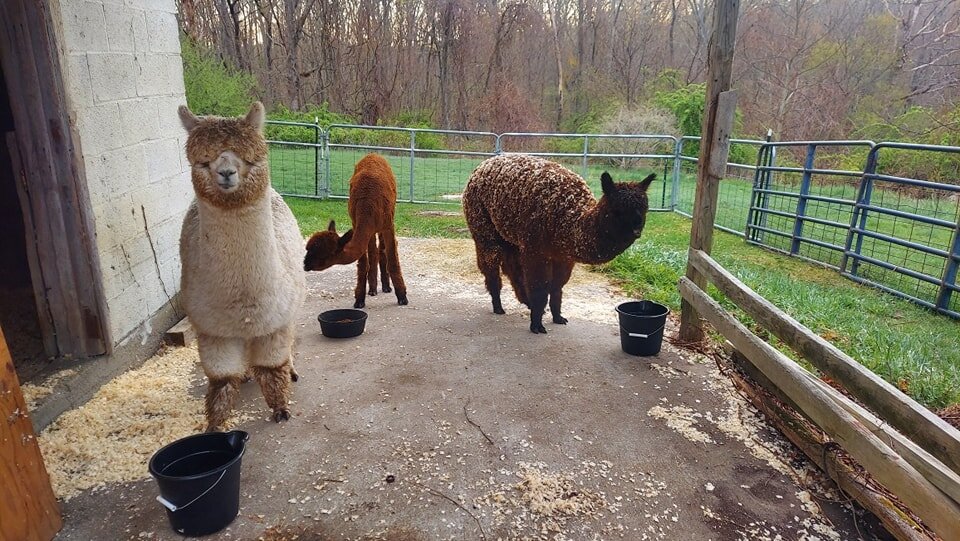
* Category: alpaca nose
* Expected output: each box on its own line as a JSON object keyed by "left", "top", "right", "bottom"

{"left": 218, "top": 169, "right": 236, "bottom": 180}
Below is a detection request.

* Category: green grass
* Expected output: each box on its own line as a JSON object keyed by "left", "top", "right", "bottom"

{"left": 273, "top": 147, "right": 960, "bottom": 313}
{"left": 285, "top": 196, "right": 960, "bottom": 409}
{"left": 605, "top": 212, "right": 960, "bottom": 410}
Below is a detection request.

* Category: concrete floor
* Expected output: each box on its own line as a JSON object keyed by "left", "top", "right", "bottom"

{"left": 54, "top": 239, "right": 888, "bottom": 541}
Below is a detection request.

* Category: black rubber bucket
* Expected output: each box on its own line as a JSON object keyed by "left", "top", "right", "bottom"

{"left": 148, "top": 430, "right": 249, "bottom": 537}
{"left": 318, "top": 308, "right": 368, "bottom": 338}
{"left": 616, "top": 301, "right": 670, "bottom": 356}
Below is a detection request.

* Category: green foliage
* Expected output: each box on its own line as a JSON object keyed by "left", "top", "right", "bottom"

{"left": 181, "top": 39, "right": 256, "bottom": 117}
{"left": 654, "top": 83, "right": 706, "bottom": 139}
{"left": 266, "top": 104, "right": 353, "bottom": 143}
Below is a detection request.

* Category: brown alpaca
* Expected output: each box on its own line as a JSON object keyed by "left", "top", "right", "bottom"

{"left": 304, "top": 153, "right": 408, "bottom": 308}
{"left": 462, "top": 154, "right": 655, "bottom": 334}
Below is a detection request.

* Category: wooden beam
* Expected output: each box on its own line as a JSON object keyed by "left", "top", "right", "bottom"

{"left": 163, "top": 317, "right": 196, "bottom": 347}
{"left": 679, "top": 0, "right": 741, "bottom": 342}
{"left": 727, "top": 367, "right": 934, "bottom": 541}
{"left": 687, "top": 248, "right": 960, "bottom": 476}
{"left": 1, "top": 326, "right": 62, "bottom": 541}
{"left": 679, "top": 277, "right": 960, "bottom": 539}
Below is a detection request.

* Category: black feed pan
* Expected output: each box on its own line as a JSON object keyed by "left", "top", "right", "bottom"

{"left": 318, "top": 309, "right": 368, "bottom": 338}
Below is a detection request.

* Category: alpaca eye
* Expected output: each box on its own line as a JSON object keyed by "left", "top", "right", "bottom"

{"left": 197, "top": 161, "right": 210, "bottom": 168}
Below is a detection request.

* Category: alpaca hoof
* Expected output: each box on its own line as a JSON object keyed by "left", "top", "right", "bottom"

{"left": 397, "top": 295, "right": 408, "bottom": 306}
{"left": 273, "top": 408, "right": 291, "bottom": 423}
{"left": 291, "top": 369, "right": 299, "bottom": 382}
{"left": 494, "top": 307, "right": 506, "bottom": 315}
{"left": 369, "top": 289, "right": 378, "bottom": 296}
{"left": 530, "top": 323, "right": 548, "bottom": 334}
{"left": 553, "top": 315, "right": 568, "bottom": 324}
{"left": 383, "top": 285, "right": 392, "bottom": 293}
{"left": 354, "top": 299, "right": 365, "bottom": 309}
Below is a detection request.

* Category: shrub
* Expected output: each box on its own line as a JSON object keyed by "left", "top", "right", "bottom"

{"left": 181, "top": 39, "right": 256, "bottom": 117}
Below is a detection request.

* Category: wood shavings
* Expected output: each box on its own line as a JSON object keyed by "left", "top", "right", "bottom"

{"left": 20, "top": 368, "right": 77, "bottom": 410}
{"left": 646, "top": 404, "right": 715, "bottom": 444}
{"left": 37, "top": 344, "right": 252, "bottom": 500}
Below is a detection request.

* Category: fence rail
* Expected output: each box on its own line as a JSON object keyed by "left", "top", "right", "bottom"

{"left": 264, "top": 120, "right": 960, "bottom": 318}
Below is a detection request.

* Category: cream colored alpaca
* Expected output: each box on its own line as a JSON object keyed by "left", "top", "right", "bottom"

{"left": 178, "top": 102, "right": 306, "bottom": 431}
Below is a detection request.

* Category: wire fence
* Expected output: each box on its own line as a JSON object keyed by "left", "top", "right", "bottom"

{"left": 265, "top": 121, "right": 960, "bottom": 318}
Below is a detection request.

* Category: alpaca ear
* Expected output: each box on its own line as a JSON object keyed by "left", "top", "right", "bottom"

{"left": 600, "top": 172, "right": 616, "bottom": 195}
{"left": 639, "top": 173, "right": 657, "bottom": 192}
{"left": 337, "top": 229, "right": 354, "bottom": 250}
{"left": 245, "top": 101, "right": 266, "bottom": 132}
{"left": 178, "top": 105, "right": 199, "bottom": 131}
{"left": 327, "top": 220, "right": 337, "bottom": 232}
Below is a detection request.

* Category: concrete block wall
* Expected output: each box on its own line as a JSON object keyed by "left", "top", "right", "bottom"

{"left": 55, "top": 0, "right": 191, "bottom": 345}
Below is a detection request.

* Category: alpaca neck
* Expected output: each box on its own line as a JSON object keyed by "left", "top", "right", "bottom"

{"left": 571, "top": 203, "right": 633, "bottom": 264}
{"left": 197, "top": 195, "right": 278, "bottom": 262}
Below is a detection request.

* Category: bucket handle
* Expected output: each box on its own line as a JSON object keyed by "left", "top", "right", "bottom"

{"left": 622, "top": 323, "right": 666, "bottom": 339}
{"left": 156, "top": 469, "right": 227, "bottom": 513}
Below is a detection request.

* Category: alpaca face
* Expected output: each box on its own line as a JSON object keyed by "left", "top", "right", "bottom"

{"left": 304, "top": 220, "right": 353, "bottom": 271}
{"left": 600, "top": 172, "right": 656, "bottom": 238}
{"left": 179, "top": 102, "right": 270, "bottom": 209}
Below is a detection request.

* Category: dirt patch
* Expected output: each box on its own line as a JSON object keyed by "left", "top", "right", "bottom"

{"left": 20, "top": 368, "right": 77, "bottom": 410}
{"left": 939, "top": 404, "right": 960, "bottom": 429}
{"left": 414, "top": 210, "right": 462, "bottom": 217}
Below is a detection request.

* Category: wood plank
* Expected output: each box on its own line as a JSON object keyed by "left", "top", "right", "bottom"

{"left": 727, "top": 365, "right": 933, "bottom": 541}
{"left": 0, "top": 0, "right": 111, "bottom": 357}
{"left": 688, "top": 248, "right": 960, "bottom": 476}
{"left": 678, "top": 0, "right": 741, "bottom": 342}
{"left": 679, "top": 277, "right": 960, "bottom": 539}
{"left": 163, "top": 317, "right": 196, "bottom": 347}
{"left": 0, "top": 326, "right": 62, "bottom": 541}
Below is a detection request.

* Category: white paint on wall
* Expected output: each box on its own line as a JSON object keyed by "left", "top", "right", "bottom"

{"left": 55, "top": 0, "right": 191, "bottom": 345}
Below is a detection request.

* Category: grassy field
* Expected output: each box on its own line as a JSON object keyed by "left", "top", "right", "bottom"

{"left": 272, "top": 145, "right": 959, "bottom": 314}
{"left": 285, "top": 196, "right": 960, "bottom": 410}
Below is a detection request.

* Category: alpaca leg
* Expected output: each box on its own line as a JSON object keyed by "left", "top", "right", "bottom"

{"left": 382, "top": 231, "right": 408, "bottom": 305}
{"left": 501, "top": 246, "right": 528, "bottom": 306}
{"left": 366, "top": 236, "right": 379, "bottom": 296}
{"left": 549, "top": 261, "right": 575, "bottom": 325}
{"left": 474, "top": 242, "right": 504, "bottom": 314}
{"left": 198, "top": 334, "right": 245, "bottom": 431}
{"left": 378, "top": 234, "right": 391, "bottom": 293}
{"left": 354, "top": 253, "right": 369, "bottom": 308}
{"left": 522, "top": 257, "right": 552, "bottom": 334}
{"left": 248, "top": 326, "right": 296, "bottom": 422}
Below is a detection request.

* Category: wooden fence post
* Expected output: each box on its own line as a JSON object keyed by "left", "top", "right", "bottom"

{"left": 678, "top": 0, "right": 741, "bottom": 342}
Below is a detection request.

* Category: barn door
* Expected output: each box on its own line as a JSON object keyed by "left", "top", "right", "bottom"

{"left": 0, "top": 0, "right": 110, "bottom": 357}
{"left": 0, "top": 325, "right": 62, "bottom": 541}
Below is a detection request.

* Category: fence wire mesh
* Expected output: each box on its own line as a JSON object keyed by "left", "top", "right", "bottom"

{"left": 265, "top": 121, "right": 960, "bottom": 318}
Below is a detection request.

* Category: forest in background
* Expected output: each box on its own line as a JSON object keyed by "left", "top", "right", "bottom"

{"left": 177, "top": 0, "right": 960, "bottom": 177}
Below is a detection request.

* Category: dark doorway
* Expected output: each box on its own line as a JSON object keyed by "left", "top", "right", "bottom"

{"left": 0, "top": 66, "right": 47, "bottom": 381}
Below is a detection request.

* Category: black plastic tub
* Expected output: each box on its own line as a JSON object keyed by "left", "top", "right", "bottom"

{"left": 318, "top": 308, "right": 368, "bottom": 338}
{"left": 148, "top": 430, "right": 249, "bottom": 537}
{"left": 616, "top": 301, "right": 670, "bottom": 356}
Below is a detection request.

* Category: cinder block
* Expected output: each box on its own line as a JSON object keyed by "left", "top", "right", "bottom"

{"left": 145, "top": 11, "right": 180, "bottom": 53}
{"left": 119, "top": 99, "right": 160, "bottom": 144}
{"left": 75, "top": 102, "right": 124, "bottom": 156}
{"left": 59, "top": 1, "right": 109, "bottom": 53}
{"left": 143, "top": 137, "right": 183, "bottom": 182}
{"left": 85, "top": 144, "right": 148, "bottom": 199}
{"left": 102, "top": 3, "right": 138, "bottom": 52}
{"left": 87, "top": 53, "right": 138, "bottom": 102}
{"left": 156, "top": 96, "right": 188, "bottom": 138}
{"left": 136, "top": 54, "right": 186, "bottom": 97}
{"left": 127, "top": 0, "right": 177, "bottom": 13}
{"left": 63, "top": 54, "right": 94, "bottom": 108}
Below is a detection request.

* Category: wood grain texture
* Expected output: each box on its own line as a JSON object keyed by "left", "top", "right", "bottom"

{"left": 163, "top": 317, "right": 196, "bottom": 347}
{"left": 688, "top": 247, "right": 960, "bottom": 477}
{"left": 0, "top": 326, "right": 62, "bottom": 541}
{"left": 679, "top": 277, "right": 960, "bottom": 539}
{"left": 727, "top": 364, "right": 934, "bottom": 541}
{"left": 0, "top": 0, "right": 110, "bottom": 358}
{"left": 678, "top": 0, "right": 740, "bottom": 342}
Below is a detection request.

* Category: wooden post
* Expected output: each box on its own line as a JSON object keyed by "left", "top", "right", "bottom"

{"left": 1, "top": 326, "right": 62, "bottom": 541}
{"left": 678, "top": 0, "right": 741, "bottom": 342}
